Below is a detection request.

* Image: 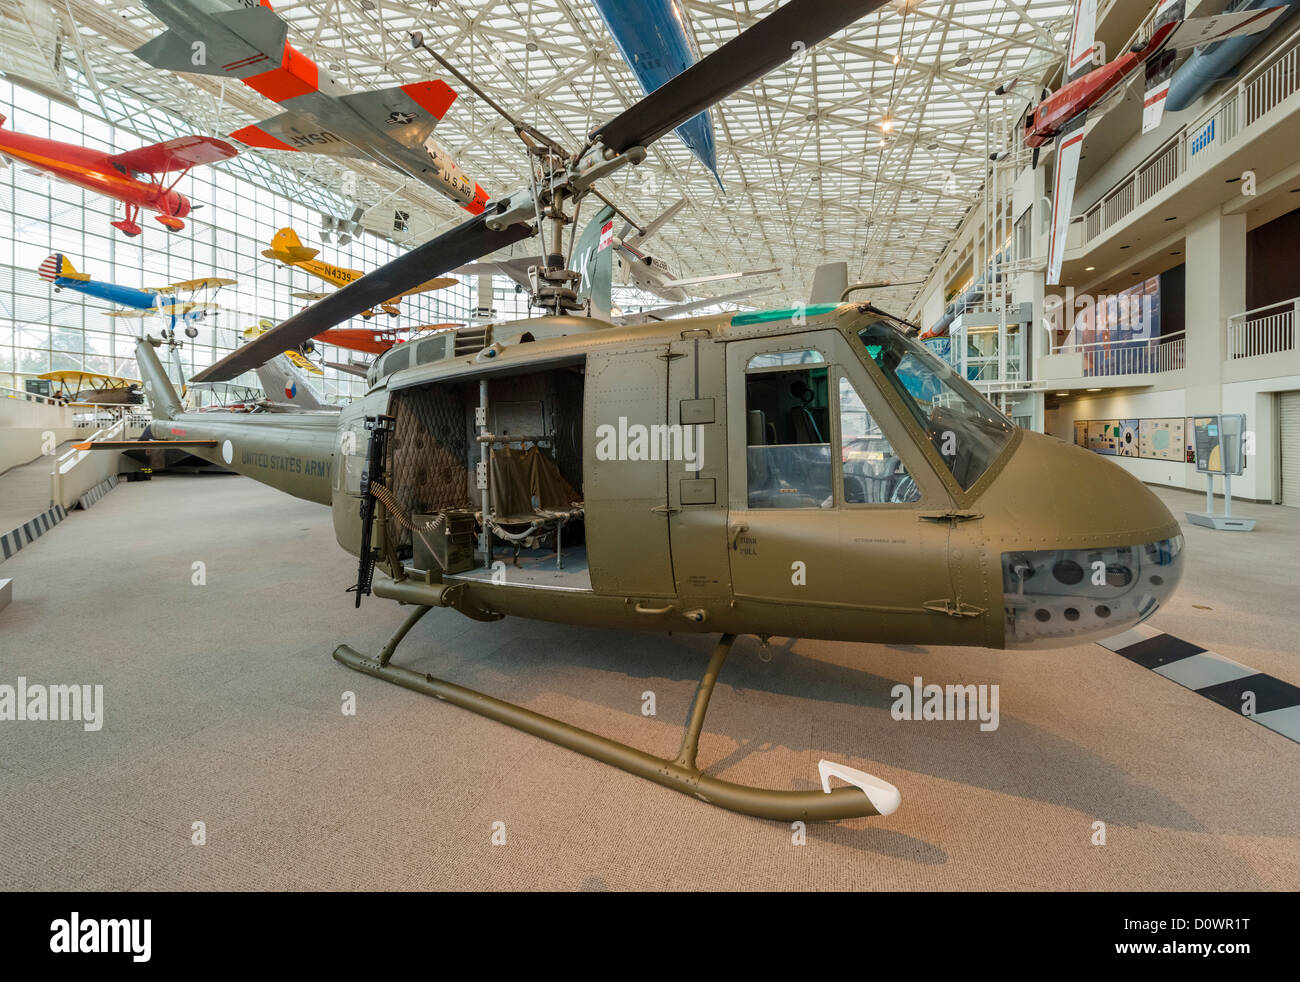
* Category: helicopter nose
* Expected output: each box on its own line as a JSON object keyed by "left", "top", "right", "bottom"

{"left": 985, "top": 431, "right": 1185, "bottom": 649}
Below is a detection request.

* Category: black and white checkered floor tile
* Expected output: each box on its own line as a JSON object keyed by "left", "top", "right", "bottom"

{"left": 1100, "top": 624, "right": 1300, "bottom": 743}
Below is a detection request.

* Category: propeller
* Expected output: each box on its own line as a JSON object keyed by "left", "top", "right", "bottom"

{"left": 191, "top": 0, "right": 889, "bottom": 383}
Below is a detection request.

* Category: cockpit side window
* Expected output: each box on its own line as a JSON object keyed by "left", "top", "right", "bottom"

{"left": 744, "top": 362, "right": 833, "bottom": 508}
{"left": 838, "top": 376, "right": 920, "bottom": 504}
{"left": 857, "top": 321, "right": 1016, "bottom": 491}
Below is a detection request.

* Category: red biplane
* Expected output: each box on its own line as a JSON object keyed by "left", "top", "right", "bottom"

{"left": 0, "top": 114, "right": 238, "bottom": 236}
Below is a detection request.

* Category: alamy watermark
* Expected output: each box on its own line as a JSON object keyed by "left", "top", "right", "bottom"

{"left": 594, "top": 417, "right": 705, "bottom": 469}
{"left": 891, "top": 676, "right": 999, "bottom": 731}
{"left": 0, "top": 677, "right": 104, "bottom": 731}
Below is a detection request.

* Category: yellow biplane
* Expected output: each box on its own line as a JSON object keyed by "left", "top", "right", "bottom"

{"left": 37, "top": 368, "right": 144, "bottom": 406}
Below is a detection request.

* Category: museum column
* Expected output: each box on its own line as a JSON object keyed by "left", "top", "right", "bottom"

{"left": 1182, "top": 207, "right": 1246, "bottom": 415}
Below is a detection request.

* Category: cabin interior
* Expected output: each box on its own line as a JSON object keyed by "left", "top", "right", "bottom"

{"left": 383, "top": 361, "right": 591, "bottom": 590}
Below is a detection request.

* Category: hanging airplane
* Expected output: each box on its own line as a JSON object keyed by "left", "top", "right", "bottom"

{"left": 133, "top": 0, "right": 490, "bottom": 215}
{"left": 37, "top": 368, "right": 144, "bottom": 406}
{"left": 39, "top": 254, "right": 237, "bottom": 339}
{"left": 1000, "top": 0, "right": 1289, "bottom": 285}
{"left": 590, "top": 0, "right": 725, "bottom": 189}
{"left": 263, "top": 227, "right": 457, "bottom": 319}
{"left": 80, "top": 0, "right": 1187, "bottom": 827}
{"left": 608, "top": 198, "right": 781, "bottom": 303}
{"left": 0, "top": 116, "right": 237, "bottom": 236}
{"left": 455, "top": 199, "right": 779, "bottom": 308}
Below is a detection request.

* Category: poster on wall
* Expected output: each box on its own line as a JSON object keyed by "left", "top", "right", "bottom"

{"left": 1118, "top": 419, "right": 1140, "bottom": 457}
{"left": 1074, "top": 420, "right": 1088, "bottom": 448}
{"left": 1087, "top": 420, "right": 1120, "bottom": 455}
{"left": 1139, "top": 418, "right": 1185, "bottom": 461}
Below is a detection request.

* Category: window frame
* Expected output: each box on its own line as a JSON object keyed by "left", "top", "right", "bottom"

{"left": 733, "top": 332, "right": 939, "bottom": 511}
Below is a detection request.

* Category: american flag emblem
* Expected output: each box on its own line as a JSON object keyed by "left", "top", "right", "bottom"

{"left": 38, "top": 254, "right": 63, "bottom": 281}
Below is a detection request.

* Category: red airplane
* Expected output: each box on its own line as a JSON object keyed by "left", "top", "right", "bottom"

{"left": 310, "top": 323, "right": 462, "bottom": 356}
{"left": 998, "top": 0, "right": 1288, "bottom": 285}
{"left": 0, "top": 114, "right": 238, "bottom": 236}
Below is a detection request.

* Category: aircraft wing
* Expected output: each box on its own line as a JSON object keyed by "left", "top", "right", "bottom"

{"left": 394, "top": 276, "right": 458, "bottom": 300}
{"left": 451, "top": 258, "right": 542, "bottom": 291}
{"left": 666, "top": 266, "right": 782, "bottom": 292}
{"left": 324, "top": 360, "right": 371, "bottom": 379}
{"left": 1163, "top": 5, "right": 1290, "bottom": 52}
{"left": 613, "top": 287, "right": 771, "bottom": 326}
{"left": 133, "top": 3, "right": 286, "bottom": 78}
{"left": 109, "top": 136, "right": 238, "bottom": 174}
{"left": 1064, "top": 0, "right": 1098, "bottom": 83}
{"left": 336, "top": 83, "right": 457, "bottom": 150}
{"left": 231, "top": 82, "right": 456, "bottom": 158}
{"left": 1047, "top": 112, "right": 1087, "bottom": 286}
{"left": 167, "top": 276, "right": 237, "bottom": 292}
{"left": 291, "top": 291, "right": 333, "bottom": 302}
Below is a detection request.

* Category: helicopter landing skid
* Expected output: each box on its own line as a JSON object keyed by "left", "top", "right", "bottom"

{"left": 334, "top": 620, "right": 900, "bottom": 822}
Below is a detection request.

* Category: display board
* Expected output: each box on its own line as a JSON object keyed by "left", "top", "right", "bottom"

{"left": 1086, "top": 419, "right": 1120, "bottom": 455}
{"left": 1117, "top": 419, "right": 1139, "bottom": 457}
{"left": 1138, "top": 418, "right": 1185, "bottom": 462}
{"left": 1073, "top": 415, "right": 1235, "bottom": 464}
{"left": 1193, "top": 413, "right": 1247, "bottom": 475}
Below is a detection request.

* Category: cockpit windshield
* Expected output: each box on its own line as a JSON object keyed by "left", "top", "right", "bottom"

{"left": 857, "top": 319, "right": 1016, "bottom": 490}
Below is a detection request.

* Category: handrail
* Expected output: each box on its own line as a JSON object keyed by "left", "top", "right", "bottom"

{"left": 1079, "top": 25, "right": 1300, "bottom": 246}
{"left": 1052, "top": 329, "right": 1186, "bottom": 354}
{"left": 1227, "top": 296, "right": 1300, "bottom": 322}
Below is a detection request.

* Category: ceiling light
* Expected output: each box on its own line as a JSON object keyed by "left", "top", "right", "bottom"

{"left": 1086, "top": 388, "right": 1102, "bottom": 392}
{"left": 954, "top": 42, "right": 971, "bottom": 68}
{"left": 1085, "top": 266, "right": 1095, "bottom": 271}
{"left": 1055, "top": 392, "right": 1069, "bottom": 397}
{"left": 879, "top": 116, "right": 896, "bottom": 132}
{"left": 926, "top": 141, "right": 939, "bottom": 150}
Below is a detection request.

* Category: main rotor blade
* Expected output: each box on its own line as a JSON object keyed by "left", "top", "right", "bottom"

{"left": 191, "top": 211, "right": 534, "bottom": 383}
{"left": 590, "top": 0, "right": 889, "bottom": 154}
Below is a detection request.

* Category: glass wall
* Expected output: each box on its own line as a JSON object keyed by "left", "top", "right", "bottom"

{"left": 0, "top": 79, "right": 474, "bottom": 403}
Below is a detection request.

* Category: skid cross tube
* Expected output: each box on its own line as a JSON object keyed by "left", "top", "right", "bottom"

{"left": 334, "top": 624, "right": 886, "bottom": 822}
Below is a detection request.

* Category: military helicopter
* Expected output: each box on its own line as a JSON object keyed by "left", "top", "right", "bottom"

{"left": 101, "top": 0, "right": 1186, "bottom": 824}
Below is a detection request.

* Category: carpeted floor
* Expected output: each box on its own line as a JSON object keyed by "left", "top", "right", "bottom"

{"left": 0, "top": 473, "right": 1296, "bottom": 890}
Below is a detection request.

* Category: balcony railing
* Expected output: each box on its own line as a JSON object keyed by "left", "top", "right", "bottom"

{"left": 1228, "top": 298, "right": 1299, "bottom": 359}
{"left": 1052, "top": 331, "right": 1186, "bottom": 378}
{"left": 1078, "top": 27, "right": 1300, "bottom": 247}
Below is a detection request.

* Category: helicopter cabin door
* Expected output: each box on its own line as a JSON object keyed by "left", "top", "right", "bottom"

{"left": 583, "top": 343, "right": 677, "bottom": 597}
{"left": 724, "top": 330, "right": 956, "bottom": 641}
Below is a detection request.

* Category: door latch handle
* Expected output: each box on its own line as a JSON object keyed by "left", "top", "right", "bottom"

{"left": 650, "top": 504, "right": 681, "bottom": 516}
{"left": 730, "top": 523, "right": 749, "bottom": 550}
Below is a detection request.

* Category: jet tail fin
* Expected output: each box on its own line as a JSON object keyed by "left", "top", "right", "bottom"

{"left": 256, "top": 354, "right": 325, "bottom": 410}
{"left": 573, "top": 205, "right": 617, "bottom": 321}
{"left": 136, "top": 337, "right": 184, "bottom": 420}
{"left": 808, "top": 261, "right": 849, "bottom": 304}
{"left": 262, "top": 227, "right": 320, "bottom": 264}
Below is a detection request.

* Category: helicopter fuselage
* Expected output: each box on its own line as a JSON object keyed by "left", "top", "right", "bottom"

{"left": 136, "top": 303, "right": 1184, "bottom": 651}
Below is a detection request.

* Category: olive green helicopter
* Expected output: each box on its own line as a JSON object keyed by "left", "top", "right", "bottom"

{"left": 99, "top": 0, "right": 1185, "bottom": 823}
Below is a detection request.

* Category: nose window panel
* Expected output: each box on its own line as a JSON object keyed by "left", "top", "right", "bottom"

{"left": 1001, "top": 536, "right": 1185, "bottom": 647}
{"left": 858, "top": 320, "right": 1015, "bottom": 490}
